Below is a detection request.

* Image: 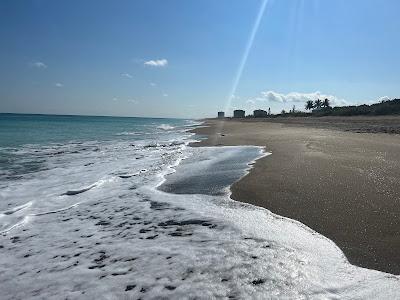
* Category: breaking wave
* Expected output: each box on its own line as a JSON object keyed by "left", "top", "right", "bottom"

{"left": 157, "top": 124, "right": 175, "bottom": 130}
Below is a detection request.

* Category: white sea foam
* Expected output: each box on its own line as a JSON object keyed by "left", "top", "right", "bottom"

{"left": 0, "top": 126, "right": 399, "bottom": 299}
{"left": 183, "top": 120, "right": 204, "bottom": 127}
{"left": 116, "top": 131, "right": 142, "bottom": 136}
{"left": 1, "top": 201, "right": 32, "bottom": 216}
{"left": 157, "top": 124, "right": 175, "bottom": 130}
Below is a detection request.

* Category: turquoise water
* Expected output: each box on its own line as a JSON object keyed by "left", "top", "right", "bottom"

{"left": 0, "top": 113, "right": 194, "bottom": 180}
{"left": 0, "top": 114, "right": 399, "bottom": 298}
{"left": 0, "top": 113, "right": 190, "bottom": 147}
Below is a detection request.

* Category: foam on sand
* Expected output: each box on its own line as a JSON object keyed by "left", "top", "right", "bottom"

{"left": 0, "top": 122, "right": 399, "bottom": 299}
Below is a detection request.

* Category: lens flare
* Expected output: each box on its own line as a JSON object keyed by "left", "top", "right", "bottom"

{"left": 224, "top": 0, "right": 269, "bottom": 114}
{"left": 211, "top": 0, "right": 268, "bottom": 145}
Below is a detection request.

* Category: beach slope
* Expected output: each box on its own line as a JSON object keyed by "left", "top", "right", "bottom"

{"left": 192, "top": 117, "right": 400, "bottom": 274}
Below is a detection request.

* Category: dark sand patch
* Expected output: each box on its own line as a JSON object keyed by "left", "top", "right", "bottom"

{"left": 191, "top": 118, "right": 400, "bottom": 274}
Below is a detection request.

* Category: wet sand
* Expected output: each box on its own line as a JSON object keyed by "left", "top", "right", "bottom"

{"left": 191, "top": 117, "right": 400, "bottom": 274}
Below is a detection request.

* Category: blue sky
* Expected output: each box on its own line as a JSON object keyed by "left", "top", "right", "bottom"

{"left": 1, "top": 0, "right": 399, "bottom": 118}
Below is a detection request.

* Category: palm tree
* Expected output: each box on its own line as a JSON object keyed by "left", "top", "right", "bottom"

{"left": 314, "top": 99, "right": 323, "bottom": 109}
{"left": 323, "top": 98, "right": 330, "bottom": 108}
{"left": 305, "top": 100, "right": 314, "bottom": 110}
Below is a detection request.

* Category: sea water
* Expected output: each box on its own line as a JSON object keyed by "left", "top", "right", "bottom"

{"left": 0, "top": 113, "right": 399, "bottom": 299}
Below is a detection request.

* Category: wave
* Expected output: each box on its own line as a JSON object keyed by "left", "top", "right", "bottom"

{"left": 62, "top": 184, "right": 97, "bottom": 196}
{"left": 0, "top": 215, "right": 32, "bottom": 235}
{"left": 1, "top": 202, "right": 32, "bottom": 216}
{"left": 157, "top": 124, "right": 175, "bottom": 130}
{"left": 31, "top": 203, "right": 79, "bottom": 216}
{"left": 118, "top": 169, "right": 147, "bottom": 178}
{"left": 1, "top": 121, "right": 399, "bottom": 298}
{"left": 184, "top": 120, "right": 204, "bottom": 127}
{"left": 116, "top": 131, "right": 141, "bottom": 136}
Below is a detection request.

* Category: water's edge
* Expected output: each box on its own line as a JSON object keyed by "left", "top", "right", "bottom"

{"left": 188, "top": 121, "right": 400, "bottom": 278}
{"left": 1, "top": 117, "right": 399, "bottom": 299}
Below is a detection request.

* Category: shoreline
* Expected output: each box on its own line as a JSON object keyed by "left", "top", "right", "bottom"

{"left": 190, "top": 117, "right": 400, "bottom": 274}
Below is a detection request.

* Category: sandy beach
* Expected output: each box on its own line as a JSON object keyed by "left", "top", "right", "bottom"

{"left": 191, "top": 116, "right": 400, "bottom": 274}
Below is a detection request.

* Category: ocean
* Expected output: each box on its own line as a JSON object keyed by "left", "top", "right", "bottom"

{"left": 0, "top": 113, "right": 398, "bottom": 299}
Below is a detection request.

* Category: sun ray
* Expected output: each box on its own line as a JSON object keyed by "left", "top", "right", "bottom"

{"left": 224, "top": 0, "right": 269, "bottom": 114}
{"left": 211, "top": 0, "right": 268, "bottom": 144}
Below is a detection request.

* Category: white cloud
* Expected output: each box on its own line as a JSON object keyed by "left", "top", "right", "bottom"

{"left": 144, "top": 59, "right": 168, "bottom": 67}
{"left": 121, "top": 73, "right": 133, "bottom": 79}
{"left": 30, "top": 61, "right": 47, "bottom": 68}
{"left": 377, "top": 96, "right": 390, "bottom": 103}
{"left": 112, "top": 97, "right": 118, "bottom": 101}
{"left": 250, "top": 90, "right": 348, "bottom": 106}
{"left": 163, "top": 93, "right": 168, "bottom": 97}
{"left": 127, "top": 99, "right": 139, "bottom": 104}
{"left": 55, "top": 82, "right": 63, "bottom": 88}
{"left": 150, "top": 82, "right": 157, "bottom": 87}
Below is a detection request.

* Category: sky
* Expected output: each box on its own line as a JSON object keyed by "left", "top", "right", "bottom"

{"left": 1, "top": 0, "right": 400, "bottom": 118}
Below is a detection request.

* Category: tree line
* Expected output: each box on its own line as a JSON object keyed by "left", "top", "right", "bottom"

{"left": 245, "top": 98, "right": 400, "bottom": 118}
{"left": 305, "top": 98, "right": 400, "bottom": 116}
{"left": 305, "top": 98, "right": 331, "bottom": 110}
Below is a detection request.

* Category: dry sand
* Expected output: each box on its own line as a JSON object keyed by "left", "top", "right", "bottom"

{"left": 191, "top": 116, "right": 400, "bottom": 274}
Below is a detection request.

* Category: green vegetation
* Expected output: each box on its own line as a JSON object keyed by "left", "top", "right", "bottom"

{"left": 305, "top": 100, "right": 314, "bottom": 111}
{"left": 242, "top": 98, "right": 400, "bottom": 119}
{"left": 312, "top": 98, "right": 400, "bottom": 116}
{"left": 305, "top": 98, "right": 331, "bottom": 111}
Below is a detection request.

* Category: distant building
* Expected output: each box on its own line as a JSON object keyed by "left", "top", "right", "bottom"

{"left": 233, "top": 109, "right": 245, "bottom": 118}
{"left": 253, "top": 109, "right": 268, "bottom": 118}
{"left": 217, "top": 111, "right": 225, "bottom": 118}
